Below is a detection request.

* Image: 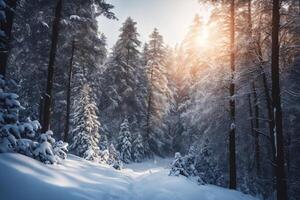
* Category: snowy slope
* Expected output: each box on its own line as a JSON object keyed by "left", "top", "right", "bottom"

{"left": 0, "top": 153, "right": 257, "bottom": 200}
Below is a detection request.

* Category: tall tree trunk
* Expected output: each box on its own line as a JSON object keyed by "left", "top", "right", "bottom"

{"left": 64, "top": 39, "right": 75, "bottom": 142}
{"left": 0, "top": 0, "right": 17, "bottom": 76}
{"left": 256, "top": 33, "right": 277, "bottom": 169}
{"left": 271, "top": 0, "right": 288, "bottom": 199}
{"left": 248, "top": 93, "right": 255, "bottom": 140}
{"left": 261, "top": 69, "right": 276, "bottom": 161}
{"left": 42, "top": 0, "right": 63, "bottom": 132}
{"left": 229, "top": 0, "right": 237, "bottom": 189}
{"left": 254, "top": 13, "right": 276, "bottom": 180}
{"left": 286, "top": 131, "right": 291, "bottom": 173}
{"left": 252, "top": 82, "right": 260, "bottom": 175}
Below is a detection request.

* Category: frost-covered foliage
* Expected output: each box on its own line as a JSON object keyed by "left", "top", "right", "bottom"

{"left": 99, "top": 133, "right": 109, "bottom": 151}
{"left": 69, "top": 84, "right": 100, "bottom": 161}
{"left": 190, "top": 143, "right": 226, "bottom": 186}
{"left": 98, "top": 143, "right": 123, "bottom": 170}
{"left": 132, "top": 133, "right": 145, "bottom": 162}
{"left": 169, "top": 148, "right": 224, "bottom": 186}
{"left": 108, "top": 144, "right": 123, "bottom": 170}
{"left": 0, "top": 76, "right": 68, "bottom": 164}
{"left": 33, "top": 131, "right": 68, "bottom": 164}
{"left": 169, "top": 152, "right": 204, "bottom": 184}
{"left": 117, "top": 118, "right": 132, "bottom": 164}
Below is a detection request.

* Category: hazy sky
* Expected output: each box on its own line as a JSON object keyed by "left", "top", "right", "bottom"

{"left": 98, "top": 0, "right": 204, "bottom": 48}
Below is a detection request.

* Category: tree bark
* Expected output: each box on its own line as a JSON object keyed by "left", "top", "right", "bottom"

{"left": 256, "top": 33, "right": 277, "bottom": 169}
{"left": 64, "top": 39, "right": 75, "bottom": 142}
{"left": 42, "top": 0, "right": 63, "bottom": 132}
{"left": 0, "top": 0, "right": 17, "bottom": 76}
{"left": 248, "top": 94, "right": 254, "bottom": 136}
{"left": 271, "top": 0, "right": 288, "bottom": 199}
{"left": 229, "top": 0, "right": 237, "bottom": 190}
{"left": 252, "top": 82, "right": 260, "bottom": 175}
{"left": 261, "top": 70, "right": 277, "bottom": 162}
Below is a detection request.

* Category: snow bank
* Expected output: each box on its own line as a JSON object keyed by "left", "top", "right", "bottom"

{"left": 0, "top": 153, "right": 257, "bottom": 200}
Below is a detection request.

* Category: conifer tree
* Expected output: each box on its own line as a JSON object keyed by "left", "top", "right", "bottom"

{"left": 145, "top": 28, "right": 172, "bottom": 156}
{"left": 132, "top": 133, "right": 145, "bottom": 162}
{"left": 117, "top": 118, "right": 132, "bottom": 164}
{"left": 69, "top": 84, "right": 100, "bottom": 161}
{"left": 100, "top": 17, "right": 146, "bottom": 140}
{"left": 141, "top": 43, "right": 150, "bottom": 66}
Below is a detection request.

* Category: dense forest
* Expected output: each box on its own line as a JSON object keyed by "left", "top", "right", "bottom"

{"left": 0, "top": 0, "right": 299, "bottom": 200}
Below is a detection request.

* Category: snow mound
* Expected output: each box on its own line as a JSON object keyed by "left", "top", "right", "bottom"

{"left": 0, "top": 153, "right": 257, "bottom": 200}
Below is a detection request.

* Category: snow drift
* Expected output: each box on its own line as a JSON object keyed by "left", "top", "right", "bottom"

{"left": 0, "top": 153, "right": 257, "bottom": 200}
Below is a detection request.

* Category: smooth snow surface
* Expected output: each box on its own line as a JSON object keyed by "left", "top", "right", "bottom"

{"left": 0, "top": 153, "right": 257, "bottom": 200}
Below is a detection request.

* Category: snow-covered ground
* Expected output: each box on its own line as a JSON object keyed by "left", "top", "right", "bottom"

{"left": 0, "top": 153, "right": 257, "bottom": 200}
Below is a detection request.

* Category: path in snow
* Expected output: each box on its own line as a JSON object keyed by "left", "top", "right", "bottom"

{"left": 0, "top": 153, "right": 257, "bottom": 200}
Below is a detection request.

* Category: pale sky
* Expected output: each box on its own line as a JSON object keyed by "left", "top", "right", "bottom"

{"left": 97, "top": 0, "right": 205, "bottom": 49}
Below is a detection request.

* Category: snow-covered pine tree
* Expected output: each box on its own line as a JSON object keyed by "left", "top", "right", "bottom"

{"left": 108, "top": 143, "right": 122, "bottom": 170}
{"left": 98, "top": 33, "right": 108, "bottom": 66}
{"left": 169, "top": 152, "right": 204, "bottom": 184}
{"left": 100, "top": 17, "right": 147, "bottom": 144}
{"left": 33, "top": 130, "right": 68, "bottom": 164}
{"left": 0, "top": 76, "right": 68, "bottom": 164}
{"left": 141, "top": 43, "right": 150, "bottom": 66}
{"left": 99, "top": 134, "right": 108, "bottom": 151}
{"left": 117, "top": 118, "right": 132, "bottom": 164}
{"left": 190, "top": 140, "right": 225, "bottom": 186}
{"left": 98, "top": 142, "right": 119, "bottom": 167}
{"left": 145, "top": 28, "right": 172, "bottom": 156}
{"left": 0, "top": 75, "right": 29, "bottom": 153}
{"left": 132, "top": 133, "right": 144, "bottom": 162}
{"left": 69, "top": 84, "right": 100, "bottom": 161}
